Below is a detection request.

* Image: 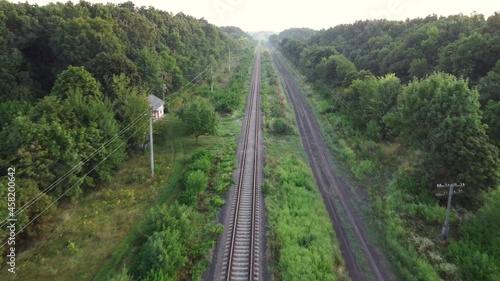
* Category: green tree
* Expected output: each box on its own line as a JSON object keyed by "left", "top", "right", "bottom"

{"left": 136, "top": 47, "right": 164, "bottom": 96}
{"left": 483, "top": 100, "right": 500, "bottom": 146}
{"left": 316, "top": 54, "right": 357, "bottom": 87}
{"left": 385, "top": 72, "right": 499, "bottom": 192}
{"left": 438, "top": 32, "right": 494, "bottom": 81}
{"left": 50, "top": 17, "right": 123, "bottom": 64}
{"left": 408, "top": 58, "right": 429, "bottom": 79}
{"left": 176, "top": 98, "right": 218, "bottom": 143}
{"left": 86, "top": 52, "right": 139, "bottom": 97}
{"left": 112, "top": 74, "right": 149, "bottom": 150}
{"left": 477, "top": 60, "right": 500, "bottom": 105}
{"left": 50, "top": 65, "right": 102, "bottom": 99}
{"left": 342, "top": 73, "right": 401, "bottom": 139}
{"left": 136, "top": 229, "right": 188, "bottom": 279}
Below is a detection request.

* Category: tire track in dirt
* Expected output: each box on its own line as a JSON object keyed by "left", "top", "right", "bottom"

{"left": 271, "top": 50, "right": 393, "bottom": 281}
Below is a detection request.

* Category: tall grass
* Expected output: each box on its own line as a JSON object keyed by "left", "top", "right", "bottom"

{"left": 261, "top": 49, "right": 347, "bottom": 281}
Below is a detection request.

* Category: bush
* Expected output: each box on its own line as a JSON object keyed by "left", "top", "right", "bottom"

{"left": 458, "top": 189, "right": 500, "bottom": 259}
{"left": 187, "top": 157, "right": 212, "bottom": 174}
{"left": 272, "top": 118, "right": 292, "bottom": 135}
{"left": 135, "top": 229, "right": 188, "bottom": 279}
{"left": 447, "top": 240, "right": 500, "bottom": 281}
{"left": 184, "top": 170, "right": 208, "bottom": 194}
{"left": 214, "top": 90, "right": 240, "bottom": 113}
{"left": 270, "top": 103, "right": 283, "bottom": 117}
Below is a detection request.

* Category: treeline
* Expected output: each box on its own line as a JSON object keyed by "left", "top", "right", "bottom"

{"left": 271, "top": 12, "right": 500, "bottom": 192}
{"left": 271, "top": 12, "right": 500, "bottom": 280}
{"left": 271, "top": 13, "right": 500, "bottom": 146}
{"left": 0, "top": 0, "right": 250, "bottom": 243}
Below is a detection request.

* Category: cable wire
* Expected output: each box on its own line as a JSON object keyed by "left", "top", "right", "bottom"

{"left": 1, "top": 121, "right": 149, "bottom": 249}
{"left": 0, "top": 49, "right": 234, "bottom": 233}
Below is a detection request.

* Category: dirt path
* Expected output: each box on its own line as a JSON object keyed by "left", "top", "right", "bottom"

{"left": 271, "top": 51, "right": 394, "bottom": 281}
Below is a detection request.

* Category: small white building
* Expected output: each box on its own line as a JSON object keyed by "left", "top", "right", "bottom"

{"left": 148, "top": 94, "right": 165, "bottom": 120}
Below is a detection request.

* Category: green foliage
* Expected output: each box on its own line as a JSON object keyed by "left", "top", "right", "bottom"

{"left": 458, "top": 189, "right": 500, "bottom": 260}
{"left": 274, "top": 12, "right": 500, "bottom": 281}
{"left": 109, "top": 267, "right": 134, "bottom": 281}
{"left": 438, "top": 32, "right": 498, "bottom": 81}
{"left": 278, "top": 27, "right": 317, "bottom": 41}
{"left": 446, "top": 240, "right": 500, "bottom": 281}
{"left": 483, "top": 100, "right": 500, "bottom": 146}
{"left": 342, "top": 73, "right": 402, "bottom": 139}
{"left": 409, "top": 58, "right": 430, "bottom": 79}
{"left": 132, "top": 203, "right": 194, "bottom": 279}
{"left": 176, "top": 97, "right": 218, "bottom": 143}
{"left": 213, "top": 89, "right": 241, "bottom": 113}
{"left": 0, "top": 1, "right": 250, "bottom": 278}
{"left": 50, "top": 65, "right": 102, "bottom": 99}
{"left": 265, "top": 158, "right": 339, "bottom": 281}
{"left": 136, "top": 47, "right": 165, "bottom": 96}
{"left": 51, "top": 16, "right": 123, "bottom": 64}
{"left": 137, "top": 229, "right": 188, "bottom": 279}
{"left": 178, "top": 148, "right": 213, "bottom": 205}
{"left": 316, "top": 54, "right": 357, "bottom": 87}
{"left": 477, "top": 60, "right": 500, "bottom": 105}
{"left": 184, "top": 170, "right": 208, "bottom": 195}
{"left": 112, "top": 74, "right": 149, "bottom": 150}
{"left": 271, "top": 118, "right": 292, "bottom": 135}
{"left": 261, "top": 50, "right": 344, "bottom": 280}
{"left": 86, "top": 52, "right": 139, "bottom": 95}
{"left": 386, "top": 72, "right": 499, "bottom": 190}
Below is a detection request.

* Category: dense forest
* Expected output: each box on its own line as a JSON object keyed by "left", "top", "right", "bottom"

{"left": 0, "top": 0, "right": 250, "bottom": 248}
{"left": 271, "top": 13, "right": 500, "bottom": 280}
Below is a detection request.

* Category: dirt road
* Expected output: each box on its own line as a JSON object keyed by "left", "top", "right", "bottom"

{"left": 271, "top": 51, "right": 394, "bottom": 281}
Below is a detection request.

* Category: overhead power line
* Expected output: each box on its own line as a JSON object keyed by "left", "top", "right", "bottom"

{"left": 0, "top": 112, "right": 149, "bottom": 229}
{"left": 1, "top": 121, "right": 149, "bottom": 249}
{"left": 0, "top": 49, "right": 235, "bottom": 232}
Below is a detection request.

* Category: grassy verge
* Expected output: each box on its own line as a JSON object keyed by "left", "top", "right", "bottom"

{"left": 261, "top": 48, "right": 348, "bottom": 281}
{"left": 0, "top": 115, "right": 185, "bottom": 281}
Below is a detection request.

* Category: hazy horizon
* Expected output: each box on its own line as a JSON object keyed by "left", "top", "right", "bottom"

{"left": 9, "top": 0, "right": 500, "bottom": 33}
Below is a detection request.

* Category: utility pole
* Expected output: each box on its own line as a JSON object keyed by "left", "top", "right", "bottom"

{"left": 435, "top": 183, "right": 465, "bottom": 239}
{"left": 210, "top": 64, "right": 214, "bottom": 92}
{"left": 149, "top": 106, "right": 154, "bottom": 177}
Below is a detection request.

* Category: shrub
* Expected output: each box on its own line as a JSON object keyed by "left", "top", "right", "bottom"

{"left": 270, "top": 103, "right": 283, "bottom": 117}
{"left": 447, "top": 240, "right": 500, "bottom": 281}
{"left": 211, "top": 196, "right": 226, "bottom": 207}
{"left": 187, "top": 157, "right": 212, "bottom": 174}
{"left": 272, "top": 118, "right": 291, "bottom": 135}
{"left": 184, "top": 170, "right": 208, "bottom": 194}
{"left": 134, "top": 229, "right": 188, "bottom": 279}
{"left": 214, "top": 90, "right": 240, "bottom": 113}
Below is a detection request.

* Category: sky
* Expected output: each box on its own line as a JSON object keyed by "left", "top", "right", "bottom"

{"left": 13, "top": 0, "right": 500, "bottom": 32}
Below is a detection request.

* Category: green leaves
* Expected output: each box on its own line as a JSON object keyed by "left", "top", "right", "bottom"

{"left": 51, "top": 66, "right": 102, "bottom": 100}
{"left": 176, "top": 97, "right": 218, "bottom": 143}
{"left": 388, "top": 72, "right": 499, "bottom": 190}
{"left": 51, "top": 17, "right": 123, "bottom": 64}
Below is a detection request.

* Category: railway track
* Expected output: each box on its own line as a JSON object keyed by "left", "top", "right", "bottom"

{"left": 220, "top": 48, "right": 262, "bottom": 281}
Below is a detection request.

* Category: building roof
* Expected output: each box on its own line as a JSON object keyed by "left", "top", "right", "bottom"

{"left": 148, "top": 94, "right": 164, "bottom": 110}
